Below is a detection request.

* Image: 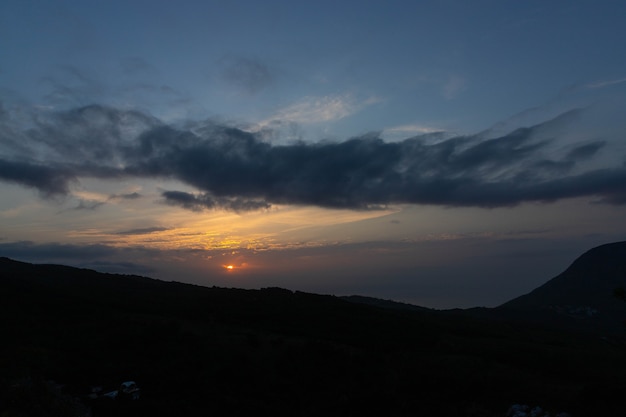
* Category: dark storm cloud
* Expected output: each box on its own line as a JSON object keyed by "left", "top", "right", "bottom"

{"left": 1, "top": 103, "right": 625, "bottom": 209}
{"left": 161, "top": 190, "right": 271, "bottom": 213}
{"left": 28, "top": 104, "right": 158, "bottom": 164}
{"left": 0, "top": 158, "right": 76, "bottom": 196}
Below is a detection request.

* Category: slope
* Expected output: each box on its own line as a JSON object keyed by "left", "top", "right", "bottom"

{"left": 2, "top": 256, "right": 626, "bottom": 416}
{"left": 498, "top": 242, "right": 626, "bottom": 333}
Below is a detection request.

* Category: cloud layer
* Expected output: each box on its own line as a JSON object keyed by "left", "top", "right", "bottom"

{"left": 1, "top": 103, "right": 624, "bottom": 211}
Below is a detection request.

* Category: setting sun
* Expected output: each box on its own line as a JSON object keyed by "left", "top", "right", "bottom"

{"left": 225, "top": 265, "right": 234, "bottom": 271}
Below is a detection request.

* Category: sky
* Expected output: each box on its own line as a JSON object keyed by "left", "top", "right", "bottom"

{"left": 1, "top": 0, "right": 626, "bottom": 309}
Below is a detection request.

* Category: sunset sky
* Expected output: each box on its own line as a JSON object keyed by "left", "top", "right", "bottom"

{"left": 2, "top": 0, "right": 626, "bottom": 308}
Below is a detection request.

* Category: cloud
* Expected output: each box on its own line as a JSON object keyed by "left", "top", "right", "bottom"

{"left": 586, "top": 77, "right": 626, "bottom": 89}
{"left": 265, "top": 94, "right": 361, "bottom": 125}
{"left": 114, "top": 226, "right": 170, "bottom": 235}
{"left": 382, "top": 125, "right": 448, "bottom": 143}
{"left": 442, "top": 74, "right": 466, "bottom": 99}
{"left": 0, "top": 103, "right": 625, "bottom": 210}
{"left": 161, "top": 190, "right": 271, "bottom": 213}
{"left": 0, "top": 158, "right": 76, "bottom": 197}
{"left": 109, "top": 191, "right": 142, "bottom": 200}
{"left": 0, "top": 240, "right": 118, "bottom": 261}
{"left": 41, "top": 66, "right": 106, "bottom": 107}
{"left": 219, "top": 56, "right": 273, "bottom": 95}
{"left": 119, "top": 56, "right": 156, "bottom": 75}
{"left": 384, "top": 124, "right": 443, "bottom": 135}
{"left": 565, "top": 141, "right": 605, "bottom": 161}
{"left": 73, "top": 199, "right": 105, "bottom": 210}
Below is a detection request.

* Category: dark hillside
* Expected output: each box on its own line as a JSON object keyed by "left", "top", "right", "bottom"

{"left": 2, "top": 256, "right": 626, "bottom": 416}
{"left": 498, "top": 242, "right": 626, "bottom": 334}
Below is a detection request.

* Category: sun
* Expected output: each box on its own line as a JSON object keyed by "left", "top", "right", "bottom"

{"left": 225, "top": 265, "right": 234, "bottom": 271}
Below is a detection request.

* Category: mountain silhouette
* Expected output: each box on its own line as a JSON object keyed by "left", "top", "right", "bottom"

{"left": 2, "top": 245, "right": 626, "bottom": 416}
{"left": 498, "top": 241, "right": 626, "bottom": 333}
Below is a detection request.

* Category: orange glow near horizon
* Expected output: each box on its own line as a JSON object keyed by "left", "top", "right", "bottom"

{"left": 51, "top": 191, "right": 399, "bottom": 255}
{"left": 225, "top": 264, "right": 234, "bottom": 271}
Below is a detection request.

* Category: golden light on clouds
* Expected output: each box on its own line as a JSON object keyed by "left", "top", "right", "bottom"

{"left": 2, "top": 179, "right": 399, "bottom": 260}
{"left": 95, "top": 202, "right": 399, "bottom": 252}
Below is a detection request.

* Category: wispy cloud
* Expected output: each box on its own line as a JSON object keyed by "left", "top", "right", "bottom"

{"left": 261, "top": 94, "right": 368, "bottom": 125}
{"left": 442, "top": 75, "right": 467, "bottom": 100}
{"left": 115, "top": 226, "right": 170, "bottom": 235}
{"left": 219, "top": 56, "right": 274, "bottom": 95}
{"left": 383, "top": 124, "right": 445, "bottom": 142}
{"left": 384, "top": 124, "right": 442, "bottom": 134}
{"left": 109, "top": 191, "right": 142, "bottom": 200}
{"left": 586, "top": 77, "right": 626, "bottom": 89}
{"left": 73, "top": 199, "right": 105, "bottom": 211}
